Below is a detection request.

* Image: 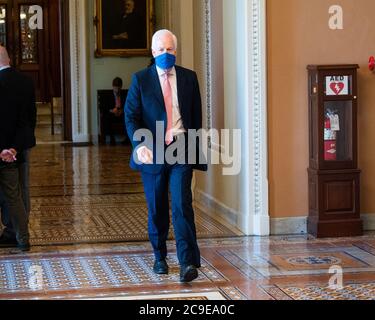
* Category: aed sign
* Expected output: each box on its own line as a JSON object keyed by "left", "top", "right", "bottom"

{"left": 325, "top": 76, "right": 349, "bottom": 96}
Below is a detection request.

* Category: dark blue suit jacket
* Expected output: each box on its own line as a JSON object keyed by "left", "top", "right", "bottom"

{"left": 125, "top": 65, "right": 208, "bottom": 174}
{"left": 0, "top": 68, "right": 36, "bottom": 163}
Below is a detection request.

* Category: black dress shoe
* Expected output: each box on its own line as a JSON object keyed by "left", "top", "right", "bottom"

{"left": 17, "top": 242, "right": 31, "bottom": 252}
{"left": 153, "top": 260, "right": 169, "bottom": 275}
{"left": 8, "top": 242, "right": 31, "bottom": 255}
{"left": 180, "top": 265, "right": 198, "bottom": 283}
{"left": 0, "top": 234, "right": 18, "bottom": 248}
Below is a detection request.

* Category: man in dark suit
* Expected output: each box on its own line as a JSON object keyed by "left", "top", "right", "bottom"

{"left": 125, "top": 30, "right": 207, "bottom": 282}
{"left": 100, "top": 77, "right": 128, "bottom": 145}
{"left": 0, "top": 45, "right": 35, "bottom": 251}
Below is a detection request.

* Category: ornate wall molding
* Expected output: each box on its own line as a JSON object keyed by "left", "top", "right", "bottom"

{"left": 69, "top": 0, "right": 90, "bottom": 143}
{"left": 204, "top": 0, "right": 212, "bottom": 134}
{"left": 252, "top": 1, "right": 261, "bottom": 217}
{"left": 73, "top": 0, "right": 81, "bottom": 134}
{"left": 248, "top": 0, "right": 269, "bottom": 235}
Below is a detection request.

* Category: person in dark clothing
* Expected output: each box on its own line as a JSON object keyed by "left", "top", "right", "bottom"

{"left": 125, "top": 30, "right": 207, "bottom": 282}
{"left": 0, "top": 45, "right": 36, "bottom": 252}
{"left": 101, "top": 77, "right": 128, "bottom": 145}
{"left": 0, "top": 81, "right": 36, "bottom": 246}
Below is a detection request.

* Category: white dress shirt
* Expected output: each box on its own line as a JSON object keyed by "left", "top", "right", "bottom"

{"left": 0, "top": 65, "right": 10, "bottom": 71}
{"left": 156, "top": 66, "right": 186, "bottom": 136}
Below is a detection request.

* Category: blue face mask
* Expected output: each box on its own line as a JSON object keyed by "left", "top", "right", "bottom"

{"left": 155, "top": 53, "right": 176, "bottom": 70}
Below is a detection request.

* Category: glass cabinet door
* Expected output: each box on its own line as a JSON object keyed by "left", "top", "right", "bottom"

{"left": 323, "top": 101, "right": 353, "bottom": 162}
{"left": 0, "top": 5, "right": 6, "bottom": 46}
{"left": 19, "top": 5, "right": 39, "bottom": 64}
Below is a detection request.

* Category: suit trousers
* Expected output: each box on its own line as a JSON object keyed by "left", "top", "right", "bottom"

{"left": 141, "top": 162, "right": 201, "bottom": 268}
{"left": 0, "top": 163, "right": 29, "bottom": 244}
{"left": 0, "top": 149, "right": 31, "bottom": 238}
{"left": 102, "top": 112, "right": 125, "bottom": 141}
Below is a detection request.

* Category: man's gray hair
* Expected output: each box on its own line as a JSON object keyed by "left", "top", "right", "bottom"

{"left": 152, "top": 29, "right": 178, "bottom": 50}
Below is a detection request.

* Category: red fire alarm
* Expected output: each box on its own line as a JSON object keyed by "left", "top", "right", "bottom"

{"left": 369, "top": 56, "right": 375, "bottom": 71}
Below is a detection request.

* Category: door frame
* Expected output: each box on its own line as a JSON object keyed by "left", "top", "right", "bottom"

{"left": 60, "top": 0, "right": 72, "bottom": 141}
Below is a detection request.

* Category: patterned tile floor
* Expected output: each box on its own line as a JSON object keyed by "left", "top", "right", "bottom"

{"left": 2, "top": 235, "right": 375, "bottom": 300}
{"left": 26, "top": 145, "right": 240, "bottom": 245}
{"left": 0, "top": 145, "right": 375, "bottom": 300}
{"left": 29, "top": 194, "right": 238, "bottom": 245}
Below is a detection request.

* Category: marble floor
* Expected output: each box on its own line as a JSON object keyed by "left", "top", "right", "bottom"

{"left": 1, "top": 144, "right": 375, "bottom": 300}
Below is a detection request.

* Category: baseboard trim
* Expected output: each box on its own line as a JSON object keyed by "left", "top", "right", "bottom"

{"left": 72, "top": 134, "right": 91, "bottom": 144}
{"left": 270, "top": 217, "right": 307, "bottom": 235}
{"left": 271, "top": 214, "right": 375, "bottom": 235}
{"left": 361, "top": 213, "right": 375, "bottom": 231}
{"left": 63, "top": 142, "right": 93, "bottom": 147}
{"left": 194, "top": 189, "right": 242, "bottom": 235}
{"left": 194, "top": 188, "right": 375, "bottom": 235}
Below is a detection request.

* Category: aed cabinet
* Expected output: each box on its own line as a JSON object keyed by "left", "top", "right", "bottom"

{"left": 307, "top": 65, "right": 363, "bottom": 238}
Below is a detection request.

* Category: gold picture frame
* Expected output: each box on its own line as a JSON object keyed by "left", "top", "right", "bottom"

{"left": 94, "top": 0, "right": 154, "bottom": 57}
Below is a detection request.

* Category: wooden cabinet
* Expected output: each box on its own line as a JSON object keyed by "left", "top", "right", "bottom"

{"left": 307, "top": 65, "right": 363, "bottom": 237}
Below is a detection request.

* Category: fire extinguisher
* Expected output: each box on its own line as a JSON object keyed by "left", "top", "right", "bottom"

{"left": 324, "top": 114, "right": 337, "bottom": 161}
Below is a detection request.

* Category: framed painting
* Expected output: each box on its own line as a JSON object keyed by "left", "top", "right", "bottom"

{"left": 95, "top": 0, "right": 154, "bottom": 57}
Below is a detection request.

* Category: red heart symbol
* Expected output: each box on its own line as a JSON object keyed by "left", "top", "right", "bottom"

{"left": 330, "top": 82, "right": 345, "bottom": 95}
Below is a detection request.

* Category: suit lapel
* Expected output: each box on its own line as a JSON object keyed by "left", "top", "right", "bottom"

{"left": 150, "top": 65, "right": 165, "bottom": 110}
{"left": 175, "top": 66, "right": 186, "bottom": 120}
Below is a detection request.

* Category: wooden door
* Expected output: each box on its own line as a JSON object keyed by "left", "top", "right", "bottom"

{"left": 0, "top": 0, "right": 61, "bottom": 102}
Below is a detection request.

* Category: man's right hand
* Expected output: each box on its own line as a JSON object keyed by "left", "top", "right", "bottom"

{"left": 136, "top": 146, "right": 153, "bottom": 165}
{"left": 0, "top": 149, "right": 17, "bottom": 163}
